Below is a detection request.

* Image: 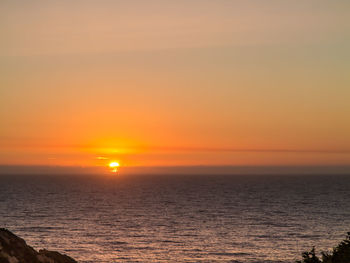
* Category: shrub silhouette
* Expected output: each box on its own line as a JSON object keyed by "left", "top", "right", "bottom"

{"left": 297, "top": 247, "right": 321, "bottom": 263}
{"left": 297, "top": 233, "right": 350, "bottom": 263}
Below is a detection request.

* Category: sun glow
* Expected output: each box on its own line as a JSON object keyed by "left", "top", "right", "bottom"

{"left": 109, "top": 161, "right": 120, "bottom": 173}
{"left": 109, "top": 161, "right": 120, "bottom": 168}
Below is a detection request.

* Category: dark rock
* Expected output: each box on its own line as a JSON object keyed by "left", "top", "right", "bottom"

{"left": 38, "top": 250, "right": 77, "bottom": 263}
{"left": 0, "top": 228, "right": 77, "bottom": 263}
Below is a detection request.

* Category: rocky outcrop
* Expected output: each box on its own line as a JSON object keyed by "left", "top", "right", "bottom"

{"left": 0, "top": 228, "right": 77, "bottom": 263}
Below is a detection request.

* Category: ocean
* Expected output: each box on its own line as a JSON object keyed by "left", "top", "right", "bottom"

{"left": 1, "top": 174, "right": 350, "bottom": 262}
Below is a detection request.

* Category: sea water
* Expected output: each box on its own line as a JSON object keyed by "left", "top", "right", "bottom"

{"left": 1, "top": 174, "right": 350, "bottom": 262}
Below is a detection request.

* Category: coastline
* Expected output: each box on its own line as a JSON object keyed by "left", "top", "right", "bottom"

{"left": 0, "top": 228, "right": 77, "bottom": 263}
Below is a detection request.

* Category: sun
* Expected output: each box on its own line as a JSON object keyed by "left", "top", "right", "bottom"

{"left": 109, "top": 161, "right": 120, "bottom": 168}
{"left": 109, "top": 161, "right": 120, "bottom": 173}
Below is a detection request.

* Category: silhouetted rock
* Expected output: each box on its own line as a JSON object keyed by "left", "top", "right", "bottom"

{"left": 0, "top": 228, "right": 77, "bottom": 263}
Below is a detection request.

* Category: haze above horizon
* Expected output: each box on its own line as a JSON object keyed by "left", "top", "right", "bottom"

{"left": 1, "top": 0, "right": 350, "bottom": 168}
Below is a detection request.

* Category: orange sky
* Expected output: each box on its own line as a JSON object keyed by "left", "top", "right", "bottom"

{"left": 1, "top": 1, "right": 350, "bottom": 168}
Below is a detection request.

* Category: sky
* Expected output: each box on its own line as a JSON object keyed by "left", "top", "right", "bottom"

{"left": 1, "top": 0, "right": 350, "bottom": 169}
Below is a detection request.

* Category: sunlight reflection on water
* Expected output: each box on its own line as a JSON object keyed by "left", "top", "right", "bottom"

{"left": 1, "top": 174, "right": 350, "bottom": 262}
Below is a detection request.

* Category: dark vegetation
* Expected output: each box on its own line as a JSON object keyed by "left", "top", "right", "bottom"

{"left": 297, "top": 232, "right": 350, "bottom": 263}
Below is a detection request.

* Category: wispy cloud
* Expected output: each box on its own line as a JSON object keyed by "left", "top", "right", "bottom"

{"left": 143, "top": 146, "right": 350, "bottom": 154}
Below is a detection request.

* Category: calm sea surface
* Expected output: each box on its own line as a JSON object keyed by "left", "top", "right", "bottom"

{"left": 1, "top": 174, "right": 350, "bottom": 262}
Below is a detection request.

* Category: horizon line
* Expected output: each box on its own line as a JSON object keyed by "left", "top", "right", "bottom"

{"left": 1, "top": 164, "right": 349, "bottom": 176}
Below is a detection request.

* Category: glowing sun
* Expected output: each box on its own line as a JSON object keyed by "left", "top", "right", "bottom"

{"left": 109, "top": 161, "right": 120, "bottom": 172}
{"left": 109, "top": 161, "right": 120, "bottom": 168}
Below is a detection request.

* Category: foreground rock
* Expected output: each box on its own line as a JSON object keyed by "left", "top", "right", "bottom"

{"left": 0, "top": 228, "right": 77, "bottom": 263}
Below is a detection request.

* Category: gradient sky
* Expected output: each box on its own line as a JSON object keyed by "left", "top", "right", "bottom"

{"left": 1, "top": 0, "right": 350, "bottom": 167}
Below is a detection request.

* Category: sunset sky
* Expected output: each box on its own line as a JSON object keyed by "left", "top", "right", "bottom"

{"left": 1, "top": 0, "right": 350, "bottom": 168}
